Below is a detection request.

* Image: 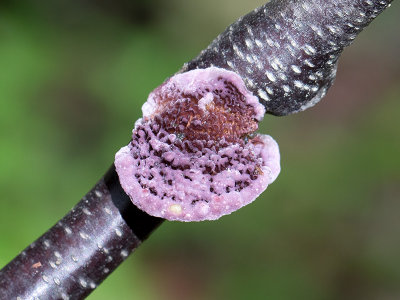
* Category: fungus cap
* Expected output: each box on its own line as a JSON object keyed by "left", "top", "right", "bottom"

{"left": 115, "top": 67, "right": 280, "bottom": 221}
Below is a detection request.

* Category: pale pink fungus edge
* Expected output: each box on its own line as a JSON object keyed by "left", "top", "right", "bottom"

{"left": 143, "top": 67, "right": 266, "bottom": 121}
{"left": 115, "top": 134, "right": 280, "bottom": 222}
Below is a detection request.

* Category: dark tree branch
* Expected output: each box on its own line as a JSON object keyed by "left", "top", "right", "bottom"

{"left": 0, "top": 166, "right": 162, "bottom": 299}
{"left": 185, "top": 0, "right": 393, "bottom": 115}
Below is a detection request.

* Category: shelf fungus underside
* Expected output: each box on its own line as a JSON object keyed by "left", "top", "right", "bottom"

{"left": 115, "top": 67, "right": 280, "bottom": 221}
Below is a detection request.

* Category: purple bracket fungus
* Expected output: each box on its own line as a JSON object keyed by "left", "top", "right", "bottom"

{"left": 115, "top": 67, "right": 280, "bottom": 221}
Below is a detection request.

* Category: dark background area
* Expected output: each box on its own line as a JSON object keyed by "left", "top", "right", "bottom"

{"left": 0, "top": 1, "right": 399, "bottom": 299}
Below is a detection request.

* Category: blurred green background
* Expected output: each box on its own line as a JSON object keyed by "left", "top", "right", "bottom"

{"left": 0, "top": 0, "right": 399, "bottom": 299}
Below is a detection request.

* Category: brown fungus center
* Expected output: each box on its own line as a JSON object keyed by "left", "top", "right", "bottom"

{"left": 148, "top": 77, "right": 259, "bottom": 146}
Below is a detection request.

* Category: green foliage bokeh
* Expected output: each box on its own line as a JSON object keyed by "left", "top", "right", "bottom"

{"left": 0, "top": 1, "right": 399, "bottom": 299}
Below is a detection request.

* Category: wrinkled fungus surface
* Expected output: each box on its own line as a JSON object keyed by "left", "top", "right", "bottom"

{"left": 115, "top": 67, "right": 280, "bottom": 221}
